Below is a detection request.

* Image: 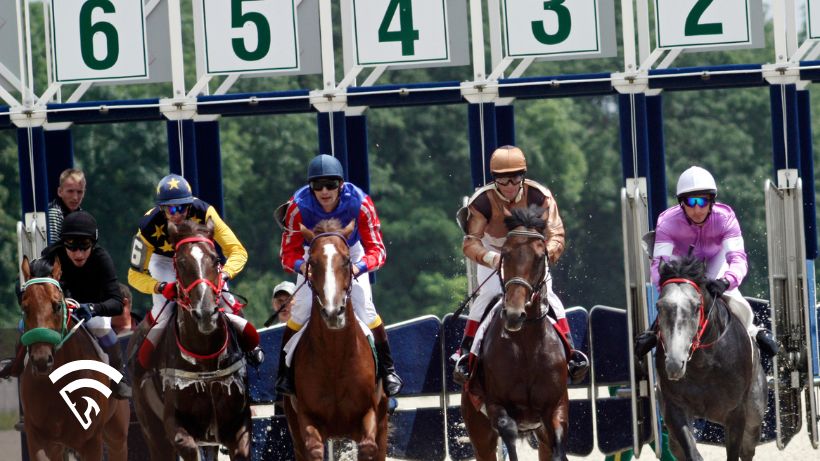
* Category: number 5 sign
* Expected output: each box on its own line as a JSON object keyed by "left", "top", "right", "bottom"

{"left": 50, "top": 0, "right": 148, "bottom": 83}
{"left": 654, "top": 0, "right": 763, "bottom": 50}
{"left": 348, "top": 0, "right": 450, "bottom": 66}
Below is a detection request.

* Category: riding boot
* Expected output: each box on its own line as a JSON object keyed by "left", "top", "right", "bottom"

{"left": 102, "top": 343, "right": 132, "bottom": 399}
{"left": 450, "top": 334, "right": 474, "bottom": 384}
{"left": 567, "top": 350, "right": 590, "bottom": 384}
{"left": 756, "top": 328, "right": 779, "bottom": 358}
{"left": 0, "top": 341, "right": 25, "bottom": 379}
{"left": 634, "top": 319, "right": 659, "bottom": 357}
{"left": 275, "top": 327, "right": 297, "bottom": 396}
{"left": 372, "top": 325, "right": 403, "bottom": 397}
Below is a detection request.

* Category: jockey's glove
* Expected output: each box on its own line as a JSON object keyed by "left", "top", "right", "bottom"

{"left": 706, "top": 278, "right": 730, "bottom": 297}
{"left": 74, "top": 303, "right": 96, "bottom": 322}
{"left": 159, "top": 281, "right": 178, "bottom": 300}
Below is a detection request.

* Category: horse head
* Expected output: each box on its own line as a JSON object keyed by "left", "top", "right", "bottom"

{"left": 168, "top": 219, "right": 222, "bottom": 335}
{"left": 19, "top": 256, "right": 66, "bottom": 375}
{"left": 499, "top": 206, "right": 548, "bottom": 332}
{"left": 300, "top": 219, "right": 356, "bottom": 330}
{"left": 656, "top": 256, "right": 712, "bottom": 380}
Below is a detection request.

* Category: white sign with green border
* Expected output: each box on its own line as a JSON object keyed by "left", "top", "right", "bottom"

{"left": 654, "top": 0, "right": 763, "bottom": 50}
{"left": 809, "top": 0, "right": 820, "bottom": 39}
{"left": 350, "top": 0, "right": 450, "bottom": 66}
{"left": 502, "top": 0, "right": 615, "bottom": 60}
{"left": 50, "top": 0, "right": 148, "bottom": 83}
{"left": 199, "top": 0, "right": 299, "bottom": 75}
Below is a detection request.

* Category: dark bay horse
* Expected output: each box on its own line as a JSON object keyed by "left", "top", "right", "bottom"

{"left": 655, "top": 256, "right": 766, "bottom": 461}
{"left": 284, "top": 219, "right": 388, "bottom": 461}
{"left": 19, "top": 256, "right": 129, "bottom": 460}
{"left": 462, "top": 206, "right": 569, "bottom": 461}
{"left": 128, "top": 219, "right": 251, "bottom": 460}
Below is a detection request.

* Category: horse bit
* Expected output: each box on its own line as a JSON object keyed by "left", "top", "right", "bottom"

{"left": 498, "top": 229, "right": 550, "bottom": 321}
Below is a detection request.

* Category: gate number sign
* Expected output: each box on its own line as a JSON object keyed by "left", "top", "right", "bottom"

{"left": 502, "top": 0, "right": 607, "bottom": 58}
{"left": 655, "top": 0, "right": 758, "bottom": 49}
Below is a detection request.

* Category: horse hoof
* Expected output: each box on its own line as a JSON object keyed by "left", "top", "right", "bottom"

{"left": 357, "top": 441, "right": 378, "bottom": 460}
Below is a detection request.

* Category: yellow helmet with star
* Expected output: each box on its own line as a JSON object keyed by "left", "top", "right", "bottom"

{"left": 155, "top": 174, "right": 194, "bottom": 206}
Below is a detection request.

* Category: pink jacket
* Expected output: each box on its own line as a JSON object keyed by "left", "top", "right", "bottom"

{"left": 650, "top": 203, "right": 748, "bottom": 291}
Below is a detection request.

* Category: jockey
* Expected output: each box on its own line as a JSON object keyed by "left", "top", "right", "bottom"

{"left": 275, "top": 154, "right": 403, "bottom": 397}
{"left": 453, "top": 145, "right": 590, "bottom": 384}
{"left": 128, "top": 174, "right": 263, "bottom": 370}
{"left": 0, "top": 211, "right": 132, "bottom": 400}
{"left": 634, "top": 166, "right": 780, "bottom": 358}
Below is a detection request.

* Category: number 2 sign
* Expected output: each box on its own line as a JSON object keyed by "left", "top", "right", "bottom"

{"left": 655, "top": 0, "right": 763, "bottom": 50}
{"left": 50, "top": 0, "right": 148, "bottom": 83}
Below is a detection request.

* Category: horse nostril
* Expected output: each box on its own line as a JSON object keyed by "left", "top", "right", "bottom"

{"left": 46, "top": 355, "right": 54, "bottom": 367}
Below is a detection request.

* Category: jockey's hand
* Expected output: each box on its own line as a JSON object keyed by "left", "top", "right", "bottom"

{"left": 220, "top": 271, "right": 231, "bottom": 283}
{"left": 159, "top": 281, "right": 178, "bottom": 300}
{"left": 492, "top": 254, "right": 501, "bottom": 269}
{"left": 706, "top": 277, "right": 730, "bottom": 297}
{"left": 352, "top": 264, "right": 361, "bottom": 276}
{"left": 74, "top": 303, "right": 96, "bottom": 322}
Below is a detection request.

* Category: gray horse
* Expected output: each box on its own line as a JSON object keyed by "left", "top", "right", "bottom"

{"left": 655, "top": 256, "right": 766, "bottom": 461}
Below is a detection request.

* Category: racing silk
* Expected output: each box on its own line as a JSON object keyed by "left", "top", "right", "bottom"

{"left": 280, "top": 182, "right": 386, "bottom": 274}
{"left": 650, "top": 202, "right": 747, "bottom": 291}
{"left": 463, "top": 179, "right": 565, "bottom": 267}
{"left": 127, "top": 198, "right": 248, "bottom": 295}
{"left": 41, "top": 243, "right": 123, "bottom": 317}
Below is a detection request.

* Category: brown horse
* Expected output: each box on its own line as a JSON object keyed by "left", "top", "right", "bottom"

{"left": 128, "top": 219, "right": 251, "bottom": 460}
{"left": 284, "top": 219, "right": 388, "bottom": 461}
{"left": 19, "top": 256, "right": 129, "bottom": 460}
{"left": 461, "top": 206, "right": 569, "bottom": 461}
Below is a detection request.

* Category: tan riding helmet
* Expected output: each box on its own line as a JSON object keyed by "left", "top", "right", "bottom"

{"left": 489, "top": 146, "right": 527, "bottom": 174}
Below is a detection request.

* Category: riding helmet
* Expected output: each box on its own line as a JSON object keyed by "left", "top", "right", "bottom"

{"left": 307, "top": 154, "right": 344, "bottom": 181}
{"left": 155, "top": 174, "right": 194, "bottom": 206}
{"left": 489, "top": 146, "right": 527, "bottom": 175}
{"left": 61, "top": 210, "right": 98, "bottom": 241}
{"left": 676, "top": 166, "right": 717, "bottom": 198}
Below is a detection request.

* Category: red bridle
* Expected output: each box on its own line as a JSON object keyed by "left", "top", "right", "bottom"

{"left": 173, "top": 236, "right": 224, "bottom": 311}
{"left": 659, "top": 277, "right": 716, "bottom": 360}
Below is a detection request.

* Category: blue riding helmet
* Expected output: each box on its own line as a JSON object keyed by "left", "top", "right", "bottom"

{"left": 155, "top": 174, "right": 194, "bottom": 206}
{"left": 307, "top": 154, "right": 344, "bottom": 181}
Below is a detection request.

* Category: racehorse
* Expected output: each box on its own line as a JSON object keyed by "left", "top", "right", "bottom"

{"left": 19, "top": 256, "right": 129, "bottom": 460}
{"left": 283, "top": 219, "right": 388, "bottom": 461}
{"left": 128, "top": 219, "right": 251, "bottom": 460}
{"left": 461, "top": 206, "right": 569, "bottom": 461}
{"left": 655, "top": 256, "right": 766, "bottom": 461}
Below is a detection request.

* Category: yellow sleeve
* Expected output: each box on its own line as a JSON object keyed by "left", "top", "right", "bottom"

{"left": 127, "top": 232, "right": 158, "bottom": 295}
{"left": 207, "top": 207, "right": 248, "bottom": 279}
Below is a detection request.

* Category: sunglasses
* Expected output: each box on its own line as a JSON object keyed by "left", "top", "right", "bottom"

{"left": 163, "top": 205, "right": 189, "bottom": 215}
{"left": 683, "top": 196, "right": 711, "bottom": 208}
{"left": 64, "top": 239, "right": 93, "bottom": 251}
{"left": 494, "top": 174, "right": 524, "bottom": 186}
{"left": 310, "top": 179, "right": 341, "bottom": 191}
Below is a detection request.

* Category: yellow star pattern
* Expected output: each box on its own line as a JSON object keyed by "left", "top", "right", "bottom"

{"left": 160, "top": 241, "right": 174, "bottom": 253}
{"left": 167, "top": 178, "right": 180, "bottom": 190}
{"left": 190, "top": 216, "right": 202, "bottom": 224}
{"left": 151, "top": 224, "right": 165, "bottom": 239}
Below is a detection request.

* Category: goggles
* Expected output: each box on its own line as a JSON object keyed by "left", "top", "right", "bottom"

{"left": 682, "top": 196, "right": 711, "bottom": 208}
{"left": 64, "top": 239, "right": 93, "bottom": 251}
{"left": 163, "top": 204, "right": 189, "bottom": 216}
{"left": 494, "top": 173, "right": 524, "bottom": 187}
{"left": 310, "top": 178, "right": 341, "bottom": 191}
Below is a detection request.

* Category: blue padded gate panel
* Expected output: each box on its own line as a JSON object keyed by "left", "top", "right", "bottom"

{"left": 565, "top": 307, "right": 594, "bottom": 455}
{"left": 442, "top": 314, "right": 474, "bottom": 460}
{"left": 251, "top": 415, "right": 294, "bottom": 460}
{"left": 386, "top": 316, "right": 446, "bottom": 461}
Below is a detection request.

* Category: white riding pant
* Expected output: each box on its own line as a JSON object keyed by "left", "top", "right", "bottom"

{"left": 288, "top": 241, "right": 380, "bottom": 330}
{"left": 469, "top": 261, "right": 565, "bottom": 323}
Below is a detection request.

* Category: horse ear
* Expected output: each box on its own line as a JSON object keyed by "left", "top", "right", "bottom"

{"left": 341, "top": 220, "right": 355, "bottom": 239}
{"left": 21, "top": 256, "right": 30, "bottom": 280}
{"left": 51, "top": 258, "right": 62, "bottom": 280}
{"left": 205, "top": 218, "right": 215, "bottom": 238}
{"left": 299, "top": 224, "right": 315, "bottom": 243}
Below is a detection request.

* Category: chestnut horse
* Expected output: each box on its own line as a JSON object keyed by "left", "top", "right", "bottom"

{"left": 655, "top": 256, "right": 766, "bottom": 461}
{"left": 284, "top": 219, "right": 388, "bottom": 461}
{"left": 128, "top": 220, "right": 251, "bottom": 460}
{"left": 462, "top": 206, "right": 569, "bottom": 461}
{"left": 19, "top": 256, "right": 129, "bottom": 460}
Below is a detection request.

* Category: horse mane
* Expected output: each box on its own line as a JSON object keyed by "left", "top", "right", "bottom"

{"left": 504, "top": 205, "right": 546, "bottom": 232}
{"left": 29, "top": 258, "right": 54, "bottom": 278}
{"left": 313, "top": 219, "right": 343, "bottom": 234}
{"left": 658, "top": 255, "right": 708, "bottom": 286}
{"left": 170, "top": 219, "right": 213, "bottom": 244}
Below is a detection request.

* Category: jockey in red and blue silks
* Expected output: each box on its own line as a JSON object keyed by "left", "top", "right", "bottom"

{"left": 275, "top": 154, "right": 403, "bottom": 397}
{"left": 635, "top": 166, "right": 779, "bottom": 358}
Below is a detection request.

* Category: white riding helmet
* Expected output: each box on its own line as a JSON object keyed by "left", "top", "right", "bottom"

{"left": 676, "top": 166, "right": 717, "bottom": 198}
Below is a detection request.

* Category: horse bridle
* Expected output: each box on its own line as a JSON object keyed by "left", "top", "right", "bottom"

{"left": 659, "top": 277, "right": 718, "bottom": 360}
{"left": 498, "top": 229, "right": 549, "bottom": 321}
{"left": 305, "top": 231, "right": 353, "bottom": 308}
{"left": 173, "top": 236, "right": 225, "bottom": 311}
{"left": 19, "top": 277, "right": 70, "bottom": 348}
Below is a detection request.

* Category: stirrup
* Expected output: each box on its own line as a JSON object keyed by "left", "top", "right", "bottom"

{"left": 112, "top": 380, "right": 132, "bottom": 400}
{"left": 756, "top": 329, "right": 779, "bottom": 358}
{"left": 568, "top": 350, "right": 590, "bottom": 384}
{"left": 383, "top": 372, "right": 403, "bottom": 397}
{"left": 452, "top": 354, "right": 470, "bottom": 385}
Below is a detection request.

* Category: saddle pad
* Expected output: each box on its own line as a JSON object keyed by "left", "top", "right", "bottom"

{"left": 284, "top": 318, "right": 372, "bottom": 367}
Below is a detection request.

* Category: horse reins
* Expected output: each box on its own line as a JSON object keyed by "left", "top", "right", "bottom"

{"left": 173, "top": 237, "right": 225, "bottom": 311}
{"left": 660, "top": 277, "right": 719, "bottom": 360}
{"left": 498, "top": 229, "right": 549, "bottom": 321}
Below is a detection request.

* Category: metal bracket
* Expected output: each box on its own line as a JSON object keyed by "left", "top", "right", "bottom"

{"left": 611, "top": 71, "right": 649, "bottom": 94}
{"left": 763, "top": 63, "right": 801, "bottom": 85}
{"left": 10, "top": 105, "right": 47, "bottom": 128}
{"left": 159, "top": 97, "right": 197, "bottom": 120}
{"left": 309, "top": 89, "right": 347, "bottom": 113}
{"left": 460, "top": 80, "right": 498, "bottom": 104}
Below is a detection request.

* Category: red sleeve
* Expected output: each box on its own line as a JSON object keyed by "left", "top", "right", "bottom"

{"left": 279, "top": 200, "right": 305, "bottom": 273}
{"left": 357, "top": 196, "right": 387, "bottom": 272}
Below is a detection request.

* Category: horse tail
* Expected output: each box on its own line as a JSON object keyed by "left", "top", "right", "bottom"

{"left": 496, "top": 410, "right": 519, "bottom": 461}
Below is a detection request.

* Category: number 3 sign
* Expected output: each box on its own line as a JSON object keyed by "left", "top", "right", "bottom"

{"left": 50, "top": 0, "right": 148, "bottom": 83}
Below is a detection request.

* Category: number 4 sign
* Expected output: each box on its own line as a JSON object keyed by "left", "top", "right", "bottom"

{"left": 654, "top": 0, "right": 764, "bottom": 50}
{"left": 50, "top": 0, "right": 148, "bottom": 83}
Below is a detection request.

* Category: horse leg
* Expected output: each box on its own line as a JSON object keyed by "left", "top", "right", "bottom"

{"left": 461, "top": 392, "right": 498, "bottom": 461}
{"left": 284, "top": 397, "right": 309, "bottom": 461}
{"left": 662, "top": 404, "right": 702, "bottom": 461}
{"left": 544, "top": 392, "right": 569, "bottom": 461}
{"left": 356, "top": 407, "right": 379, "bottom": 461}
{"left": 723, "top": 407, "right": 747, "bottom": 461}
{"left": 534, "top": 426, "right": 554, "bottom": 461}
{"left": 486, "top": 403, "right": 518, "bottom": 461}
{"left": 376, "top": 397, "right": 389, "bottom": 461}
{"left": 24, "top": 430, "right": 58, "bottom": 461}
{"left": 163, "top": 405, "right": 199, "bottom": 461}
{"left": 75, "top": 435, "right": 104, "bottom": 461}
{"left": 102, "top": 400, "right": 130, "bottom": 461}
{"left": 224, "top": 419, "right": 252, "bottom": 461}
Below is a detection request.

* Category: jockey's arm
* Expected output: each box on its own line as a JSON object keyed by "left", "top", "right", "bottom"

{"left": 355, "top": 196, "right": 386, "bottom": 273}
{"left": 127, "top": 232, "right": 159, "bottom": 295}
{"left": 463, "top": 205, "right": 495, "bottom": 268}
{"left": 92, "top": 249, "right": 124, "bottom": 317}
{"left": 719, "top": 209, "right": 747, "bottom": 290}
{"left": 279, "top": 202, "right": 306, "bottom": 273}
{"left": 207, "top": 207, "right": 248, "bottom": 279}
{"left": 540, "top": 193, "right": 565, "bottom": 265}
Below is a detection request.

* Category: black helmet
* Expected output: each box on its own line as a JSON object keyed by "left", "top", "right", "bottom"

{"left": 307, "top": 154, "right": 344, "bottom": 181}
{"left": 61, "top": 210, "right": 98, "bottom": 241}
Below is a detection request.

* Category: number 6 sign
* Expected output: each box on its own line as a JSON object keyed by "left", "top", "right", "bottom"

{"left": 654, "top": 0, "right": 763, "bottom": 50}
{"left": 50, "top": 0, "right": 148, "bottom": 83}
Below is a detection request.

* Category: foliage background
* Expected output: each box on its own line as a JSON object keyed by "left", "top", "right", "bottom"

{"left": 0, "top": 4, "right": 814, "bottom": 330}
